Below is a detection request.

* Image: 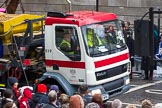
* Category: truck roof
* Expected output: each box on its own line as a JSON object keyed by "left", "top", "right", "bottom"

{"left": 45, "top": 11, "right": 117, "bottom": 26}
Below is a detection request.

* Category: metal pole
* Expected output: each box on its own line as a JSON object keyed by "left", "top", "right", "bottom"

{"left": 66, "top": 0, "right": 71, "bottom": 12}
{"left": 96, "top": 0, "right": 99, "bottom": 11}
{"left": 149, "top": 7, "right": 154, "bottom": 66}
{"left": 158, "top": 9, "right": 160, "bottom": 37}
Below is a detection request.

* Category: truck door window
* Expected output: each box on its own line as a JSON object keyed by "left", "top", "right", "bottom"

{"left": 55, "top": 26, "right": 81, "bottom": 61}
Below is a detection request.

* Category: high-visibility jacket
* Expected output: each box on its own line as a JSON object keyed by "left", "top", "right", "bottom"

{"left": 59, "top": 39, "right": 74, "bottom": 54}
{"left": 87, "top": 32, "right": 102, "bottom": 47}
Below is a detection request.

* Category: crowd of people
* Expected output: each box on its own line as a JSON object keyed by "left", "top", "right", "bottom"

{"left": 1, "top": 77, "right": 162, "bottom": 108}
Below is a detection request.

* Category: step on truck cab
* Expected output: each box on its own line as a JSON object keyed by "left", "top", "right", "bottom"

{"left": 38, "top": 11, "right": 131, "bottom": 101}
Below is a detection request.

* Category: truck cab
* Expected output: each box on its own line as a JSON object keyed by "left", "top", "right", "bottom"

{"left": 38, "top": 11, "right": 131, "bottom": 101}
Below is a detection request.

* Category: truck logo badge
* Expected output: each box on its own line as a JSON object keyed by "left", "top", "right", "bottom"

{"left": 70, "top": 69, "right": 76, "bottom": 75}
{"left": 96, "top": 72, "right": 106, "bottom": 77}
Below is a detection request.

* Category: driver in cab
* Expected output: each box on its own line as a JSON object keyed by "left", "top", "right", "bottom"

{"left": 59, "top": 32, "right": 74, "bottom": 54}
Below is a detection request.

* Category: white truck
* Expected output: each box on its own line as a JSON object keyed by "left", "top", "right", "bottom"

{"left": 38, "top": 11, "right": 131, "bottom": 101}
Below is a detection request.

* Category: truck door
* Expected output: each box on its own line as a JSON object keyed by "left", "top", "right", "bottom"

{"left": 52, "top": 25, "right": 86, "bottom": 85}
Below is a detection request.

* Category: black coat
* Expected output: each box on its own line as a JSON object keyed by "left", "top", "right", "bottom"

{"left": 42, "top": 103, "right": 58, "bottom": 108}
{"left": 32, "top": 92, "right": 48, "bottom": 108}
{"left": 125, "top": 35, "right": 135, "bottom": 66}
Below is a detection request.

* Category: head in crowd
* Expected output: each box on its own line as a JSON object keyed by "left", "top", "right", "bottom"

{"left": 111, "top": 99, "right": 122, "bottom": 108}
{"left": 91, "top": 93, "right": 103, "bottom": 106}
{"left": 78, "top": 84, "right": 89, "bottom": 95}
{"left": 125, "top": 104, "right": 137, "bottom": 108}
{"left": 124, "top": 21, "right": 130, "bottom": 27}
{"left": 48, "top": 90, "right": 57, "bottom": 103}
{"left": 141, "top": 99, "right": 152, "bottom": 108}
{"left": 50, "top": 85, "right": 59, "bottom": 93}
{"left": 85, "top": 102, "right": 100, "bottom": 108}
{"left": 37, "top": 83, "right": 47, "bottom": 94}
{"left": 108, "top": 25, "right": 114, "bottom": 31}
{"left": 103, "top": 102, "right": 112, "bottom": 108}
{"left": 4, "top": 89, "right": 13, "bottom": 99}
{"left": 23, "top": 88, "right": 32, "bottom": 99}
{"left": 3, "top": 101, "right": 17, "bottom": 108}
{"left": 19, "top": 86, "right": 33, "bottom": 96}
{"left": 121, "top": 20, "right": 125, "bottom": 28}
{"left": 69, "top": 94, "right": 84, "bottom": 108}
{"left": 7, "top": 77, "right": 18, "bottom": 89}
{"left": 59, "top": 93, "right": 70, "bottom": 105}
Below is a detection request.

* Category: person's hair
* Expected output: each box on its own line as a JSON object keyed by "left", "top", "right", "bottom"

{"left": 91, "top": 94, "right": 103, "bottom": 105}
{"left": 69, "top": 94, "right": 84, "bottom": 108}
{"left": 108, "top": 25, "right": 114, "bottom": 29}
{"left": 141, "top": 99, "right": 152, "bottom": 108}
{"left": 64, "top": 31, "right": 71, "bottom": 39}
{"left": 85, "top": 102, "right": 100, "bottom": 108}
{"left": 4, "top": 89, "right": 13, "bottom": 98}
{"left": 103, "top": 102, "right": 112, "bottom": 108}
{"left": 60, "top": 93, "right": 69, "bottom": 104}
{"left": 111, "top": 99, "right": 122, "bottom": 108}
{"left": 78, "top": 84, "right": 89, "bottom": 94}
{"left": 3, "top": 101, "right": 15, "bottom": 108}
{"left": 48, "top": 90, "right": 57, "bottom": 102}
{"left": 125, "top": 21, "right": 130, "bottom": 27}
{"left": 126, "top": 104, "right": 137, "bottom": 108}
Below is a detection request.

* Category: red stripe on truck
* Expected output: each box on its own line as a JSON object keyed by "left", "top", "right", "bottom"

{"left": 45, "top": 53, "right": 129, "bottom": 69}
{"left": 45, "top": 60, "right": 85, "bottom": 69}
{"left": 94, "top": 53, "right": 129, "bottom": 68}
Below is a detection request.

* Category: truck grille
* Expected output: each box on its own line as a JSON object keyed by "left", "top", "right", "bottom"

{"left": 95, "top": 63, "right": 127, "bottom": 81}
{"left": 102, "top": 78, "right": 124, "bottom": 92}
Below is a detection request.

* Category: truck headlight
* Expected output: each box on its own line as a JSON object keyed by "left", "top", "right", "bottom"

{"left": 126, "top": 78, "right": 130, "bottom": 85}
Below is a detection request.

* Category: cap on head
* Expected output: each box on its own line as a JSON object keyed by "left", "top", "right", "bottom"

{"left": 50, "top": 85, "right": 59, "bottom": 92}
{"left": 8, "top": 77, "right": 18, "bottom": 87}
{"left": 37, "top": 84, "right": 47, "bottom": 93}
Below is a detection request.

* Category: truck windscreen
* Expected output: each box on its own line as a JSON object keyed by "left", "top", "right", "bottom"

{"left": 81, "top": 20, "right": 127, "bottom": 57}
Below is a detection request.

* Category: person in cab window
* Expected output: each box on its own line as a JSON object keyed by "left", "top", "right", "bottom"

{"left": 87, "top": 28, "right": 102, "bottom": 48}
{"left": 105, "top": 25, "right": 117, "bottom": 44}
{"left": 59, "top": 32, "right": 74, "bottom": 55}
